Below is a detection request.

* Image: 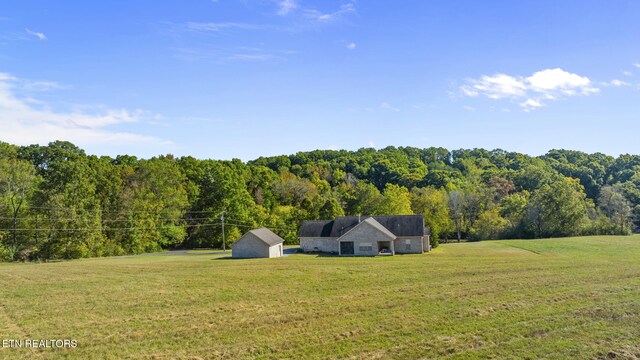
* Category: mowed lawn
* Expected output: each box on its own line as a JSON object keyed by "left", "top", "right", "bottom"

{"left": 1, "top": 237, "right": 640, "bottom": 359}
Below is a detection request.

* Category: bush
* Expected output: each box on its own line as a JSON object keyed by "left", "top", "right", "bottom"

{"left": 0, "top": 243, "right": 11, "bottom": 262}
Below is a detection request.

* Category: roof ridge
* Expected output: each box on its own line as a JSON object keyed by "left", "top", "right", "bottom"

{"left": 299, "top": 215, "right": 424, "bottom": 238}
{"left": 247, "top": 227, "right": 284, "bottom": 246}
{"left": 337, "top": 217, "right": 396, "bottom": 242}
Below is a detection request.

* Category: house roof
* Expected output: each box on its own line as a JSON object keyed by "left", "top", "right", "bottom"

{"left": 299, "top": 215, "right": 424, "bottom": 238}
{"left": 338, "top": 217, "right": 396, "bottom": 241}
{"left": 298, "top": 220, "right": 334, "bottom": 237}
{"left": 247, "top": 227, "right": 285, "bottom": 246}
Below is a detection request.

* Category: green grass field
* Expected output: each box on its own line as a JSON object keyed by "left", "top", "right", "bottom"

{"left": 1, "top": 236, "right": 640, "bottom": 359}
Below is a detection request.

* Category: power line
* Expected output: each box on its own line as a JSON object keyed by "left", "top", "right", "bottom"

{"left": 0, "top": 204, "right": 230, "bottom": 215}
{"left": 0, "top": 206, "right": 299, "bottom": 232}
{"left": 1, "top": 204, "right": 256, "bottom": 223}
{"left": 221, "top": 211, "right": 225, "bottom": 253}
{"left": 0, "top": 223, "right": 222, "bottom": 232}
{"left": 0, "top": 221, "right": 296, "bottom": 233}
{"left": 0, "top": 216, "right": 214, "bottom": 222}
{"left": 0, "top": 215, "right": 296, "bottom": 229}
{"left": 223, "top": 221, "right": 297, "bottom": 232}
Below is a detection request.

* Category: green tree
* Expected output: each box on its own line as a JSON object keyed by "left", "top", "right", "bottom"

{"left": 340, "top": 181, "right": 382, "bottom": 216}
{"left": 120, "top": 157, "right": 189, "bottom": 253}
{"left": 87, "top": 155, "right": 127, "bottom": 255}
{"left": 470, "top": 208, "right": 510, "bottom": 240}
{"left": 410, "top": 187, "right": 451, "bottom": 247}
{"left": 525, "top": 178, "right": 589, "bottom": 238}
{"left": 0, "top": 158, "right": 40, "bottom": 258}
{"left": 187, "top": 161, "right": 255, "bottom": 249}
{"left": 448, "top": 190, "right": 465, "bottom": 242}
{"left": 498, "top": 192, "right": 529, "bottom": 237}
{"left": 377, "top": 184, "right": 412, "bottom": 215}
{"left": 598, "top": 185, "right": 633, "bottom": 234}
{"left": 272, "top": 172, "right": 318, "bottom": 206}
{"left": 21, "top": 141, "right": 104, "bottom": 259}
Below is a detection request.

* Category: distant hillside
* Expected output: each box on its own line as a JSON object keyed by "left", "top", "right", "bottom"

{"left": 1, "top": 140, "right": 638, "bottom": 261}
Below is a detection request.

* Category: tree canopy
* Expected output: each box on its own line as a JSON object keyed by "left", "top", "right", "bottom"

{"left": 1, "top": 141, "right": 638, "bottom": 261}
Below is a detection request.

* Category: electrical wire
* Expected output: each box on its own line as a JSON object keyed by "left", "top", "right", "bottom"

{"left": 0, "top": 223, "right": 222, "bottom": 232}
{"left": 0, "top": 207, "right": 298, "bottom": 232}
{"left": 0, "top": 216, "right": 214, "bottom": 223}
{"left": 0, "top": 204, "right": 226, "bottom": 215}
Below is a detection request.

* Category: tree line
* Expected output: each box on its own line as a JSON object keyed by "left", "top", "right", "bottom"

{"left": 0, "top": 141, "right": 636, "bottom": 261}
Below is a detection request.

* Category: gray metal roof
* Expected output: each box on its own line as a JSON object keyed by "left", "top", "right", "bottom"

{"left": 299, "top": 215, "right": 424, "bottom": 238}
{"left": 248, "top": 227, "right": 285, "bottom": 246}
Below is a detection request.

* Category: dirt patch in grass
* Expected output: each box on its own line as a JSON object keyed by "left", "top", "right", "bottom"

{"left": 596, "top": 345, "right": 640, "bottom": 359}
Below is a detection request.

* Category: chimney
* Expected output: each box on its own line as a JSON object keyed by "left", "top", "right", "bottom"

{"left": 358, "top": 214, "right": 361, "bottom": 223}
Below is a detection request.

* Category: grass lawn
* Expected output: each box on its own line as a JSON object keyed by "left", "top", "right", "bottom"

{"left": 1, "top": 236, "right": 640, "bottom": 359}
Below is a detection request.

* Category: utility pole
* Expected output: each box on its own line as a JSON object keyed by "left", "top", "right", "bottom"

{"left": 35, "top": 214, "right": 39, "bottom": 245}
{"left": 221, "top": 211, "right": 226, "bottom": 252}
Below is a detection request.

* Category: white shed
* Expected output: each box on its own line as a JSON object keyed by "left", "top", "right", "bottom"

{"left": 232, "top": 227, "right": 285, "bottom": 258}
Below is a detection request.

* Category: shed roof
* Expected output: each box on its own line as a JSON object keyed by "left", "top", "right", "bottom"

{"left": 247, "top": 227, "right": 285, "bottom": 246}
{"left": 299, "top": 215, "right": 424, "bottom": 238}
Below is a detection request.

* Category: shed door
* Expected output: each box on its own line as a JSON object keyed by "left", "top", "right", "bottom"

{"left": 340, "top": 241, "right": 354, "bottom": 255}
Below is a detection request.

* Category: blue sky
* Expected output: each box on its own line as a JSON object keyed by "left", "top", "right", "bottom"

{"left": 1, "top": 1, "right": 639, "bottom": 160}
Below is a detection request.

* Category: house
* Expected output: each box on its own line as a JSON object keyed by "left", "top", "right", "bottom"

{"left": 232, "top": 227, "right": 284, "bottom": 258}
{"left": 299, "top": 215, "right": 430, "bottom": 256}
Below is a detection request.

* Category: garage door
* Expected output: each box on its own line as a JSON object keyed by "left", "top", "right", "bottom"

{"left": 340, "top": 241, "right": 354, "bottom": 255}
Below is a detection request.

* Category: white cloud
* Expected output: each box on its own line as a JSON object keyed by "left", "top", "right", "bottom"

{"left": 172, "top": 2, "right": 354, "bottom": 38}
{"left": 380, "top": 102, "right": 400, "bottom": 112}
{"left": 25, "top": 28, "right": 46, "bottom": 40}
{"left": 606, "top": 79, "right": 631, "bottom": 87}
{"left": 0, "top": 73, "right": 169, "bottom": 148}
{"left": 277, "top": 0, "right": 298, "bottom": 16}
{"left": 0, "top": 73, "right": 16, "bottom": 81}
{"left": 634, "top": 63, "right": 640, "bottom": 68}
{"left": 22, "top": 80, "right": 66, "bottom": 92}
{"left": 171, "top": 45, "right": 293, "bottom": 63}
{"left": 520, "top": 99, "right": 544, "bottom": 112}
{"left": 526, "top": 68, "right": 594, "bottom": 94}
{"left": 185, "top": 22, "right": 260, "bottom": 32}
{"left": 623, "top": 71, "right": 633, "bottom": 77}
{"left": 227, "top": 53, "right": 274, "bottom": 61}
{"left": 304, "top": 3, "right": 355, "bottom": 22}
{"left": 346, "top": 42, "right": 356, "bottom": 50}
{"left": 461, "top": 87, "right": 478, "bottom": 97}
{"left": 462, "top": 73, "right": 527, "bottom": 99}
{"left": 461, "top": 68, "right": 599, "bottom": 111}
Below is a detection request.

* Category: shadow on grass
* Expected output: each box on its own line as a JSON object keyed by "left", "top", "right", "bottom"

{"left": 298, "top": 252, "right": 339, "bottom": 258}
{"left": 212, "top": 249, "right": 337, "bottom": 260}
{"left": 212, "top": 256, "right": 234, "bottom": 260}
{"left": 119, "top": 250, "right": 230, "bottom": 258}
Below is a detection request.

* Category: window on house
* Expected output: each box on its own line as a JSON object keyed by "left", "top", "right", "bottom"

{"left": 359, "top": 242, "right": 373, "bottom": 252}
